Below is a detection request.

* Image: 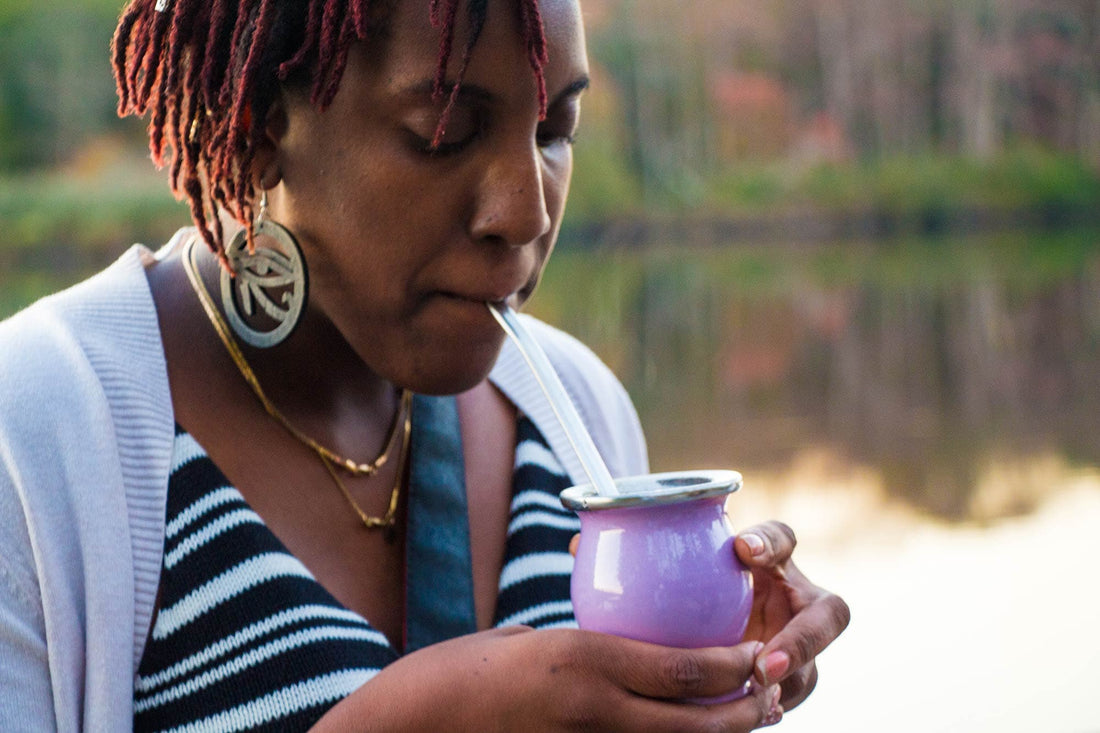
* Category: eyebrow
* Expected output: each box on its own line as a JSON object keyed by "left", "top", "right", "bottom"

{"left": 398, "top": 74, "right": 590, "bottom": 108}
{"left": 551, "top": 76, "right": 591, "bottom": 107}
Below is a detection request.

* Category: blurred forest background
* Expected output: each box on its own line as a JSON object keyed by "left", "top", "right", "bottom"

{"left": 1, "top": 0, "right": 1098, "bottom": 258}
{"left": 2, "top": 2, "right": 1100, "bottom": 730}
{"left": 572, "top": 0, "right": 1100, "bottom": 233}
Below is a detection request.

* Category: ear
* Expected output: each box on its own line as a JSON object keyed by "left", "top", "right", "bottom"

{"left": 252, "top": 95, "right": 290, "bottom": 190}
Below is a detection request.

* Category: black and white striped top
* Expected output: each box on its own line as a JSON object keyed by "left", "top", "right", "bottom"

{"left": 134, "top": 416, "right": 579, "bottom": 732}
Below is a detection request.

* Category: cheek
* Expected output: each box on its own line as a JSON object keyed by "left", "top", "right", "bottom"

{"left": 296, "top": 154, "right": 447, "bottom": 249}
{"left": 543, "top": 150, "right": 574, "bottom": 219}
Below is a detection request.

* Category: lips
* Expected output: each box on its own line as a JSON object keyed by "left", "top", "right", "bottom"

{"left": 436, "top": 271, "right": 535, "bottom": 309}
{"left": 443, "top": 289, "right": 515, "bottom": 306}
{"left": 419, "top": 245, "right": 544, "bottom": 316}
{"left": 416, "top": 271, "right": 532, "bottom": 337}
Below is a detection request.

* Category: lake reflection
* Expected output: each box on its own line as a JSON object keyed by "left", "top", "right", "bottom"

{"left": 732, "top": 465, "right": 1100, "bottom": 733}
{"left": 532, "top": 228, "right": 1100, "bottom": 523}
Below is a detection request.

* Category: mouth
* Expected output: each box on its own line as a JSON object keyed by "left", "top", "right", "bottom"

{"left": 423, "top": 287, "right": 520, "bottom": 332}
{"left": 439, "top": 291, "right": 512, "bottom": 309}
{"left": 439, "top": 278, "right": 535, "bottom": 310}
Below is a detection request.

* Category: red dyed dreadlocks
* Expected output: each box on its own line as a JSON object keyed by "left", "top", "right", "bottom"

{"left": 112, "top": 0, "right": 549, "bottom": 261}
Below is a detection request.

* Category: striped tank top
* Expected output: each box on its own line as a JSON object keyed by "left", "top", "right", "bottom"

{"left": 134, "top": 415, "right": 579, "bottom": 732}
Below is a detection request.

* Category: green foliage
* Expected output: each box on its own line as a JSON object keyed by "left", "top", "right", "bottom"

{"left": 0, "top": 1, "right": 124, "bottom": 170}
{"left": 563, "top": 132, "right": 641, "bottom": 222}
{"left": 563, "top": 141, "right": 1100, "bottom": 241}
{"left": 801, "top": 147, "right": 1100, "bottom": 226}
{"left": 0, "top": 172, "right": 186, "bottom": 253}
{"left": 702, "top": 164, "right": 789, "bottom": 212}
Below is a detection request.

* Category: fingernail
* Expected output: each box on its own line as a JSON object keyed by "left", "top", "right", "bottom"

{"left": 755, "top": 650, "right": 790, "bottom": 685}
{"left": 742, "top": 533, "right": 765, "bottom": 556}
{"left": 760, "top": 685, "right": 783, "bottom": 726}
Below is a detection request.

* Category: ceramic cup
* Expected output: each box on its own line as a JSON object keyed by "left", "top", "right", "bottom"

{"left": 561, "top": 470, "right": 754, "bottom": 701}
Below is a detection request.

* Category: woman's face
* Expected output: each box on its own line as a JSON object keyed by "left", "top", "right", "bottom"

{"left": 270, "top": 0, "right": 588, "bottom": 394}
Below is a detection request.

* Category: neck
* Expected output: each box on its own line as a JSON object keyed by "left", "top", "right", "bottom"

{"left": 261, "top": 308, "right": 393, "bottom": 411}
{"left": 188, "top": 239, "right": 402, "bottom": 457}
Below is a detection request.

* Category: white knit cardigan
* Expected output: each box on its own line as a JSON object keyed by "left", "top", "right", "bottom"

{"left": 0, "top": 242, "right": 647, "bottom": 731}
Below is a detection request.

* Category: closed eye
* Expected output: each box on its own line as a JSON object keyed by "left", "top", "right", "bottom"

{"left": 537, "top": 76, "right": 588, "bottom": 150}
{"left": 410, "top": 129, "right": 481, "bottom": 156}
{"left": 403, "top": 96, "right": 484, "bottom": 156}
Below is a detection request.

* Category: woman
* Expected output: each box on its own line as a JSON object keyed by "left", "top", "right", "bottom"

{"left": 0, "top": 0, "right": 849, "bottom": 729}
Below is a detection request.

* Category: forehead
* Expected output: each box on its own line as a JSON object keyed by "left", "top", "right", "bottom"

{"left": 375, "top": 0, "right": 587, "bottom": 83}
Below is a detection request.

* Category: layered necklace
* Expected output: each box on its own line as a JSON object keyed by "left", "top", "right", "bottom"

{"left": 182, "top": 238, "right": 411, "bottom": 536}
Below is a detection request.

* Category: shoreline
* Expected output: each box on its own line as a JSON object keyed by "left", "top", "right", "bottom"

{"left": 558, "top": 203, "right": 1100, "bottom": 249}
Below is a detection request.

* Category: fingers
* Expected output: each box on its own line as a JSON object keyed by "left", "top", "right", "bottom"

{"left": 735, "top": 520, "right": 798, "bottom": 568}
{"left": 526, "top": 631, "right": 779, "bottom": 731}
{"left": 620, "top": 677, "right": 780, "bottom": 731}
{"left": 597, "top": 634, "right": 762, "bottom": 702}
{"left": 732, "top": 518, "right": 849, "bottom": 708}
{"left": 754, "top": 590, "right": 850, "bottom": 686}
{"left": 776, "top": 659, "right": 818, "bottom": 712}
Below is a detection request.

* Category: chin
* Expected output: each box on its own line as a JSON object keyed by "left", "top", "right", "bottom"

{"left": 402, "top": 334, "right": 506, "bottom": 396}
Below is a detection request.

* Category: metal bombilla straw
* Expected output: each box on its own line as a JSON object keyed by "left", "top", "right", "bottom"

{"left": 488, "top": 302, "right": 620, "bottom": 497}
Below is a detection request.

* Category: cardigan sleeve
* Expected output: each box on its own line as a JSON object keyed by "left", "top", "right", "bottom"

{"left": 0, "top": 306, "right": 108, "bottom": 733}
{"left": 0, "top": 244, "right": 174, "bottom": 732}
{"left": 0, "top": 443, "right": 57, "bottom": 731}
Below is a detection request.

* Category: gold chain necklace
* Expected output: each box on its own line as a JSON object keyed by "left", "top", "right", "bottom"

{"left": 182, "top": 237, "right": 411, "bottom": 533}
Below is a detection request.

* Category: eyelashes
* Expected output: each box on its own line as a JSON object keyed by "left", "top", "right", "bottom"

{"left": 409, "top": 126, "right": 577, "bottom": 158}
{"left": 537, "top": 130, "right": 577, "bottom": 148}
{"left": 405, "top": 102, "right": 580, "bottom": 157}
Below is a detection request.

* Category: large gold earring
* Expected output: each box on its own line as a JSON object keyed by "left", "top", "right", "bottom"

{"left": 220, "top": 192, "right": 308, "bottom": 348}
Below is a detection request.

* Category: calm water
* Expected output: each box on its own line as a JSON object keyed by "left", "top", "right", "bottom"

{"left": 3, "top": 226, "right": 1100, "bottom": 731}
{"left": 534, "top": 228, "right": 1100, "bottom": 523}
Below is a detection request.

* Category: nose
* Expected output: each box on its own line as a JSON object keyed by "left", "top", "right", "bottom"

{"left": 469, "top": 142, "right": 552, "bottom": 246}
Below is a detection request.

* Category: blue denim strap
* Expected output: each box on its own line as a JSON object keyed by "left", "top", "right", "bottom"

{"left": 404, "top": 394, "right": 477, "bottom": 652}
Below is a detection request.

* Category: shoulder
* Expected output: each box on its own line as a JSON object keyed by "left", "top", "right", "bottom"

{"left": 0, "top": 243, "right": 176, "bottom": 504}
{"left": 0, "top": 244, "right": 166, "bottom": 432}
{"left": 0, "top": 242, "right": 175, "bottom": 520}
{"left": 0, "top": 242, "right": 175, "bottom": 557}
{"left": 490, "top": 314, "right": 649, "bottom": 480}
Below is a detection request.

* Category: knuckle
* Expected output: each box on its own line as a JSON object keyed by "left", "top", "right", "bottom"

{"left": 791, "top": 626, "right": 825, "bottom": 669}
{"left": 829, "top": 594, "right": 852, "bottom": 632}
{"left": 773, "top": 521, "right": 797, "bottom": 550}
{"left": 658, "top": 650, "right": 706, "bottom": 693}
{"left": 802, "top": 663, "right": 819, "bottom": 698}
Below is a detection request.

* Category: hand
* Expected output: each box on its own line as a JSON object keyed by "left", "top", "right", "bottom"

{"left": 734, "top": 521, "right": 851, "bottom": 718}
{"left": 314, "top": 626, "right": 782, "bottom": 731}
